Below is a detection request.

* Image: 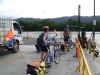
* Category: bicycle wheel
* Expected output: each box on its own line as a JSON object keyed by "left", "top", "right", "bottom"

{"left": 70, "top": 42, "right": 75, "bottom": 49}
{"left": 59, "top": 44, "right": 64, "bottom": 55}
{"left": 43, "top": 55, "right": 52, "bottom": 73}
{"left": 54, "top": 49, "right": 60, "bottom": 64}
{"left": 59, "top": 47, "right": 62, "bottom": 55}
{"left": 57, "top": 43, "right": 62, "bottom": 55}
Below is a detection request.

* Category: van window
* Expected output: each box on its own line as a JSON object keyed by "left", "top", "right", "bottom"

{"left": 13, "top": 23, "right": 21, "bottom": 34}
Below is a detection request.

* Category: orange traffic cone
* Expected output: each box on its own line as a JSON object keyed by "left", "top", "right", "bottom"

{"left": 73, "top": 37, "right": 78, "bottom": 58}
{"left": 53, "top": 29, "right": 56, "bottom": 33}
{"left": 60, "top": 31, "right": 62, "bottom": 39}
{"left": 4, "top": 29, "right": 14, "bottom": 39}
{"left": 75, "top": 38, "right": 78, "bottom": 57}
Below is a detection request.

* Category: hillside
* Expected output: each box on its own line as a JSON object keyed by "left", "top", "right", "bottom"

{"left": 14, "top": 16, "right": 100, "bottom": 22}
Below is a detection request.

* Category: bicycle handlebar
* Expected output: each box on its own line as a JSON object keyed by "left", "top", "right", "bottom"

{"left": 48, "top": 33, "right": 58, "bottom": 41}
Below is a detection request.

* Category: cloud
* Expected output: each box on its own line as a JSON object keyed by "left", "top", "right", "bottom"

{"left": 0, "top": 0, "right": 99, "bottom": 19}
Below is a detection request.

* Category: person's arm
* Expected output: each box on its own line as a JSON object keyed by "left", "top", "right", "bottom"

{"left": 43, "top": 33, "right": 47, "bottom": 44}
{"left": 68, "top": 31, "right": 70, "bottom": 38}
{"left": 63, "top": 32, "right": 69, "bottom": 37}
{"left": 63, "top": 32, "right": 66, "bottom": 37}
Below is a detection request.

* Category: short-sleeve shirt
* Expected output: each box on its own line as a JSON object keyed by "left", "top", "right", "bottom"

{"left": 41, "top": 32, "right": 48, "bottom": 46}
{"left": 63, "top": 29, "right": 70, "bottom": 39}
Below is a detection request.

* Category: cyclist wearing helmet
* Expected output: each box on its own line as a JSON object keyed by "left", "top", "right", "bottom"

{"left": 63, "top": 25, "right": 70, "bottom": 51}
{"left": 40, "top": 26, "right": 49, "bottom": 61}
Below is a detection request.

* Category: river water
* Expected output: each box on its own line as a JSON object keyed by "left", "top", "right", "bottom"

{"left": 23, "top": 31, "right": 100, "bottom": 44}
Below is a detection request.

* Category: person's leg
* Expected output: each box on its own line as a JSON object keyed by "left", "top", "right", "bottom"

{"left": 64, "top": 39, "right": 66, "bottom": 46}
{"left": 44, "top": 46, "right": 48, "bottom": 55}
{"left": 45, "top": 52, "right": 48, "bottom": 55}
{"left": 41, "top": 46, "right": 48, "bottom": 61}
{"left": 40, "top": 46, "right": 45, "bottom": 61}
{"left": 64, "top": 39, "right": 69, "bottom": 52}
{"left": 66, "top": 40, "right": 69, "bottom": 52}
{"left": 41, "top": 51, "right": 44, "bottom": 61}
{"left": 64, "top": 39, "right": 68, "bottom": 46}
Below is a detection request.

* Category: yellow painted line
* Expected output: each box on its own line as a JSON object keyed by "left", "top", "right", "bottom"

{"left": 0, "top": 48, "right": 34, "bottom": 65}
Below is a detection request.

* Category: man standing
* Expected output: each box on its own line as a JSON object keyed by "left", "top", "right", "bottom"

{"left": 63, "top": 25, "right": 70, "bottom": 51}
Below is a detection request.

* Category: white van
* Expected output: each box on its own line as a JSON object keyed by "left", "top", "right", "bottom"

{"left": 0, "top": 18, "right": 23, "bottom": 53}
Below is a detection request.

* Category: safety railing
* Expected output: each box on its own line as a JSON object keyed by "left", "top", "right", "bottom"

{"left": 75, "top": 37, "right": 92, "bottom": 75}
{"left": 87, "top": 37, "right": 100, "bottom": 62}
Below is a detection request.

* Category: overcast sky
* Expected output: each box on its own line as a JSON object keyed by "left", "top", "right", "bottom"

{"left": 0, "top": 0, "right": 99, "bottom": 19}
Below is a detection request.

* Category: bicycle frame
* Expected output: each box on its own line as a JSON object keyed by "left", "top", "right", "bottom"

{"left": 68, "top": 38, "right": 75, "bottom": 49}
{"left": 68, "top": 38, "right": 72, "bottom": 46}
{"left": 44, "top": 33, "right": 60, "bottom": 65}
{"left": 48, "top": 46, "right": 55, "bottom": 63}
{"left": 43, "top": 38, "right": 60, "bottom": 73}
{"left": 44, "top": 44, "right": 59, "bottom": 64}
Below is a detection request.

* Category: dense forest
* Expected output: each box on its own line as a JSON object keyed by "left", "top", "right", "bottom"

{"left": 18, "top": 18, "right": 100, "bottom": 31}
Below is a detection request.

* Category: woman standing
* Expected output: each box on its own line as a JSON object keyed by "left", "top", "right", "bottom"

{"left": 40, "top": 26, "right": 49, "bottom": 61}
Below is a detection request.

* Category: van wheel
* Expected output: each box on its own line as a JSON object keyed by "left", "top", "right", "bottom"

{"left": 11, "top": 42, "right": 19, "bottom": 53}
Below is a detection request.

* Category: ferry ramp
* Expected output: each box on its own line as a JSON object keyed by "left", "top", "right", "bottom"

{"left": 22, "top": 37, "right": 100, "bottom": 75}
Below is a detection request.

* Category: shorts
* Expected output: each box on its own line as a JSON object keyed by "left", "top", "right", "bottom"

{"left": 40, "top": 45, "right": 48, "bottom": 52}
{"left": 64, "top": 38, "right": 68, "bottom": 42}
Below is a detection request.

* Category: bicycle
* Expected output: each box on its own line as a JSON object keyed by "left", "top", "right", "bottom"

{"left": 59, "top": 42, "right": 69, "bottom": 55}
{"left": 48, "top": 33, "right": 60, "bottom": 64}
{"left": 43, "top": 34, "right": 60, "bottom": 73}
{"left": 48, "top": 33, "right": 57, "bottom": 45}
{"left": 59, "top": 37, "right": 75, "bottom": 55}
